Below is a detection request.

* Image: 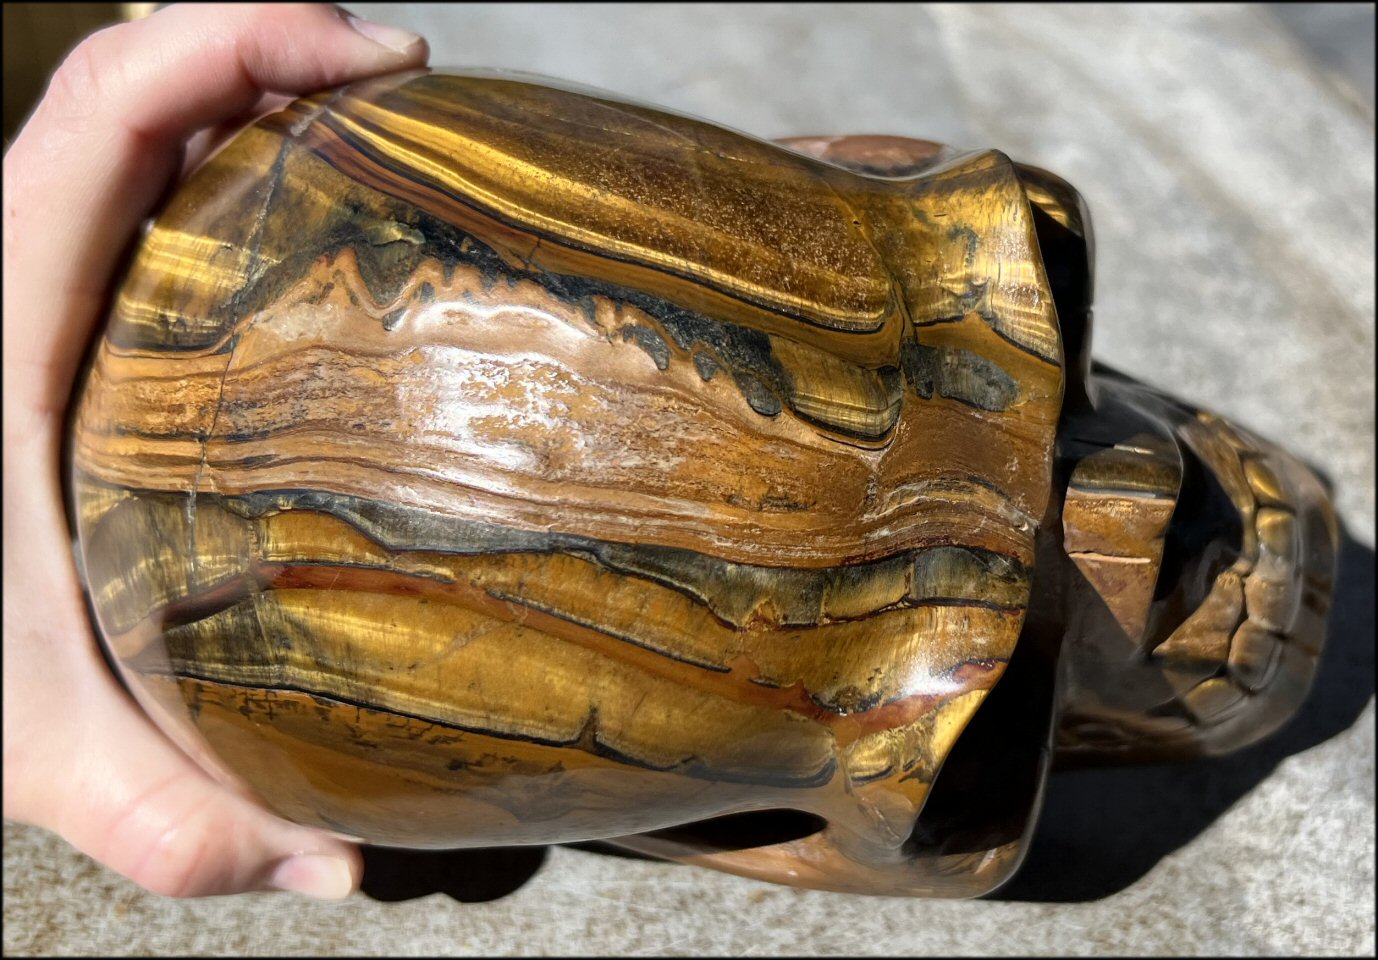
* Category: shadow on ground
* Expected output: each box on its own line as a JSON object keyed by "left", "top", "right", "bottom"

{"left": 359, "top": 844, "right": 549, "bottom": 903}
{"left": 358, "top": 526, "right": 1373, "bottom": 904}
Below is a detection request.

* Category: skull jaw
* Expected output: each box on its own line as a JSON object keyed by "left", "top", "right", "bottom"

{"left": 1052, "top": 366, "right": 1337, "bottom": 765}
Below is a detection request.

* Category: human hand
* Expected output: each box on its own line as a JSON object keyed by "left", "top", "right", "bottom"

{"left": 2, "top": 3, "right": 428, "bottom": 898}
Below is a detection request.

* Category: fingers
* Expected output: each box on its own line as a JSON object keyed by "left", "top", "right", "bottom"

{"left": 2, "top": 2, "right": 428, "bottom": 436}
{"left": 1, "top": 2, "right": 426, "bottom": 899}
{"left": 81, "top": 695, "right": 361, "bottom": 899}
{"left": 0, "top": 417, "right": 361, "bottom": 898}
{"left": 7, "top": 631, "right": 361, "bottom": 897}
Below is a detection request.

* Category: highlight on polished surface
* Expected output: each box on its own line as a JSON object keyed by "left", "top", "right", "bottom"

{"left": 67, "top": 69, "right": 1339, "bottom": 897}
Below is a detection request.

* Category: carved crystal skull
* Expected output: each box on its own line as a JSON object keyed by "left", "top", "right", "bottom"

{"left": 68, "top": 71, "right": 1337, "bottom": 897}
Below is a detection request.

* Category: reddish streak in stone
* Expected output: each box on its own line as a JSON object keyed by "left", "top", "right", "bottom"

{"left": 120, "top": 559, "right": 1006, "bottom": 744}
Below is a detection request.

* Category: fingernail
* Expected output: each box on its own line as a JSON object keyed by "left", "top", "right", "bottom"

{"left": 347, "top": 15, "right": 423, "bottom": 54}
{"left": 269, "top": 854, "right": 355, "bottom": 900}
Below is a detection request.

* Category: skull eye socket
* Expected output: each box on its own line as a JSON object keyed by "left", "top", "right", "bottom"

{"left": 1029, "top": 202, "right": 1091, "bottom": 373}
{"left": 1019, "top": 164, "right": 1093, "bottom": 404}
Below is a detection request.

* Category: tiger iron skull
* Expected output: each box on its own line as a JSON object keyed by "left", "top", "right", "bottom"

{"left": 67, "top": 71, "right": 1338, "bottom": 897}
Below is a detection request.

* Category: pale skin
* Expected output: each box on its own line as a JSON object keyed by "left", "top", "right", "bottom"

{"left": 2, "top": 3, "right": 429, "bottom": 898}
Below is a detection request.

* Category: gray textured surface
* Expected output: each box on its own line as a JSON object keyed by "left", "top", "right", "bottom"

{"left": 4, "top": 3, "right": 1374, "bottom": 955}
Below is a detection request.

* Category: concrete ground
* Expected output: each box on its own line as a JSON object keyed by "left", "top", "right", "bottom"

{"left": 4, "top": 4, "right": 1373, "bottom": 955}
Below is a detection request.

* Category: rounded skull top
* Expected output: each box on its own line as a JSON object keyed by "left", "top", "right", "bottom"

{"left": 68, "top": 70, "right": 1337, "bottom": 897}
